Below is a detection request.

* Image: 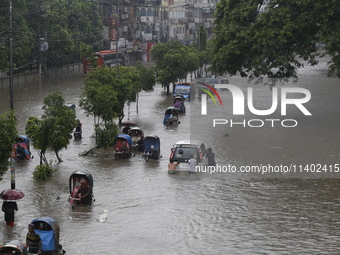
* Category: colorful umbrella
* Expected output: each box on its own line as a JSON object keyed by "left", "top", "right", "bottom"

{"left": 0, "top": 189, "right": 25, "bottom": 201}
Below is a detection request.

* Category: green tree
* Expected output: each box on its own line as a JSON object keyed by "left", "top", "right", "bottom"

{"left": 0, "top": 111, "right": 17, "bottom": 180}
{"left": 41, "top": 0, "right": 102, "bottom": 67}
{"left": 135, "top": 61, "right": 156, "bottom": 91}
{"left": 79, "top": 66, "right": 141, "bottom": 148}
{"left": 0, "top": 0, "right": 102, "bottom": 72}
{"left": 0, "top": 0, "right": 36, "bottom": 72}
{"left": 212, "top": 0, "right": 340, "bottom": 78}
{"left": 25, "top": 92, "right": 76, "bottom": 163}
{"left": 151, "top": 40, "right": 192, "bottom": 94}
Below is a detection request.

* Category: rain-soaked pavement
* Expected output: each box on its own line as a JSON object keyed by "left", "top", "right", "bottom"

{"left": 0, "top": 58, "right": 340, "bottom": 254}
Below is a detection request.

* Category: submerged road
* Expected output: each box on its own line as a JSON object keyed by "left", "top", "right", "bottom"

{"left": 0, "top": 59, "right": 340, "bottom": 254}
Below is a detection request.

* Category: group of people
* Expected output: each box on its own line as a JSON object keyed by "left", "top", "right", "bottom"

{"left": 15, "top": 143, "right": 32, "bottom": 160}
{"left": 1, "top": 202, "right": 44, "bottom": 254}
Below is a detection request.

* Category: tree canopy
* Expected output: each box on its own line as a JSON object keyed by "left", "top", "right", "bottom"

{"left": 0, "top": 111, "right": 17, "bottom": 180}
{"left": 151, "top": 40, "right": 200, "bottom": 94}
{"left": 79, "top": 66, "right": 147, "bottom": 148}
{"left": 0, "top": 0, "right": 102, "bottom": 72}
{"left": 25, "top": 92, "right": 76, "bottom": 164}
{"left": 212, "top": 0, "right": 340, "bottom": 78}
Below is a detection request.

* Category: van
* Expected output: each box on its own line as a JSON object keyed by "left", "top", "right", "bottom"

{"left": 174, "top": 83, "right": 192, "bottom": 100}
{"left": 169, "top": 139, "right": 207, "bottom": 171}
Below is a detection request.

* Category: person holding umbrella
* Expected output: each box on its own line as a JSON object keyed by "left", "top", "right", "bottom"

{"left": 0, "top": 188, "right": 25, "bottom": 227}
{"left": 1, "top": 201, "right": 18, "bottom": 227}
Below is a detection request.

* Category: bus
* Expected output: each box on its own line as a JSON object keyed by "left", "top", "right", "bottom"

{"left": 82, "top": 50, "right": 127, "bottom": 74}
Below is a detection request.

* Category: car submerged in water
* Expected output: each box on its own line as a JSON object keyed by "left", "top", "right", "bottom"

{"left": 169, "top": 140, "right": 208, "bottom": 172}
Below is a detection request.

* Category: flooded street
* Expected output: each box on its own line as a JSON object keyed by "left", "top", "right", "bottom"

{"left": 1, "top": 59, "right": 340, "bottom": 254}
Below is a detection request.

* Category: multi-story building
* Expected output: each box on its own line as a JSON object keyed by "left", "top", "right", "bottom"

{"left": 98, "top": 0, "right": 218, "bottom": 65}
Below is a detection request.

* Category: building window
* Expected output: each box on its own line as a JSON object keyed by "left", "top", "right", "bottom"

{"left": 147, "top": 8, "right": 153, "bottom": 16}
{"left": 140, "top": 8, "right": 146, "bottom": 16}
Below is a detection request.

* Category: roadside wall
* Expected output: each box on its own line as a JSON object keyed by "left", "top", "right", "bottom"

{"left": 0, "top": 63, "right": 84, "bottom": 89}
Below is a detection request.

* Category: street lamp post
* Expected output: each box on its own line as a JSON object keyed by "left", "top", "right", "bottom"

{"left": 167, "top": 4, "right": 190, "bottom": 42}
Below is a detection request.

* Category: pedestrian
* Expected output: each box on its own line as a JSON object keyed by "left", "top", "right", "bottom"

{"left": 188, "top": 154, "right": 197, "bottom": 173}
{"left": 2, "top": 201, "right": 18, "bottom": 227}
{"left": 137, "top": 136, "right": 144, "bottom": 152}
{"left": 206, "top": 148, "right": 216, "bottom": 166}
{"left": 26, "top": 223, "right": 42, "bottom": 254}
{"left": 168, "top": 159, "right": 180, "bottom": 174}
{"left": 122, "top": 124, "right": 130, "bottom": 134}
{"left": 149, "top": 145, "right": 159, "bottom": 160}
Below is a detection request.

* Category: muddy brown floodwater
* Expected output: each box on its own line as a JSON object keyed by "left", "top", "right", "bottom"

{"left": 1, "top": 58, "right": 340, "bottom": 254}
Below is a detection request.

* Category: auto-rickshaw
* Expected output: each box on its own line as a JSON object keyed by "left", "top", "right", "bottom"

{"left": 68, "top": 170, "right": 94, "bottom": 207}
{"left": 0, "top": 240, "right": 28, "bottom": 255}
{"left": 113, "top": 134, "right": 133, "bottom": 159}
{"left": 14, "top": 135, "right": 32, "bottom": 160}
{"left": 163, "top": 106, "right": 180, "bottom": 126}
{"left": 128, "top": 126, "right": 144, "bottom": 149}
{"left": 142, "top": 135, "right": 162, "bottom": 161}
{"left": 31, "top": 217, "right": 65, "bottom": 255}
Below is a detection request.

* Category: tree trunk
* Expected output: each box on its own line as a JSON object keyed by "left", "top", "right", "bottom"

{"left": 80, "top": 146, "right": 99, "bottom": 156}
{"left": 55, "top": 151, "right": 62, "bottom": 163}
{"left": 166, "top": 83, "right": 170, "bottom": 95}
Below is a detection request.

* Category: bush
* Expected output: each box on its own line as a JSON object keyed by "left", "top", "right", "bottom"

{"left": 33, "top": 163, "right": 54, "bottom": 181}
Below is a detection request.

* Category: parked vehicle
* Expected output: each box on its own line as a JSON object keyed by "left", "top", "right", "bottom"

{"left": 174, "top": 83, "right": 191, "bottom": 100}
{"left": 0, "top": 240, "right": 28, "bottom": 254}
{"left": 113, "top": 134, "right": 133, "bottom": 159}
{"left": 172, "top": 95, "right": 186, "bottom": 113}
{"left": 142, "top": 135, "right": 162, "bottom": 161}
{"left": 163, "top": 106, "right": 180, "bottom": 126}
{"left": 169, "top": 140, "right": 208, "bottom": 172}
{"left": 30, "top": 217, "right": 65, "bottom": 255}
{"left": 68, "top": 170, "right": 94, "bottom": 207}
{"left": 82, "top": 50, "right": 127, "bottom": 74}
{"left": 14, "top": 135, "right": 31, "bottom": 160}
{"left": 121, "top": 121, "right": 137, "bottom": 134}
{"left": 128, "top": 126, "right": 144, "bottom": 149}
{"left": 220, "top": 78, "right": 229, "bottom": 84}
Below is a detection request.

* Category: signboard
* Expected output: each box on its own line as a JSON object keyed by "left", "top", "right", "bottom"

{"left": 144, "top": 33, "right": 153, "bottom": 41}
{"left": 177, "top": 35, "right": 184, "bottom": 40}
{"left": 127, "top": 41, "right": 133, "bottom": 49}
{"left": 189, "top": 22, "right": 196, "bottom": 29}
{"left": 202, "top": 7, "right": 211, "bottom": 13}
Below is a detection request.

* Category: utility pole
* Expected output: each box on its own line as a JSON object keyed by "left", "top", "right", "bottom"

{"left": 9, "top": 0, "right": 14, "bottom": 110}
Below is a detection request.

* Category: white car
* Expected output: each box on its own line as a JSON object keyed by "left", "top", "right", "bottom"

{"left": 169, "top": 139, "right": 208, "bottom": 172}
